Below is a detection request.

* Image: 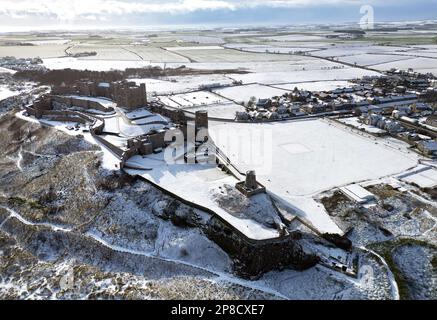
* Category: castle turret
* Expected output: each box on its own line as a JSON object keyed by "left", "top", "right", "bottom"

{"left": 140, "top": 83, "right": 147, "bottom": 105}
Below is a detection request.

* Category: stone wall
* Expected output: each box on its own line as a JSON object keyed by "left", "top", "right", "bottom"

{"left": 205, "top": 216, "right": 319, "bottom": 279}
{"left": 54, "top": 80, "right": 147, "bottom": 111}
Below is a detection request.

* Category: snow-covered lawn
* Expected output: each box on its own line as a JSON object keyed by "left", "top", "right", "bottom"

{"left": 209, "top": 119, "right": 420, "bottom": 234}
{"left": 0, "top": 67, "right": 17, "bottom": 74}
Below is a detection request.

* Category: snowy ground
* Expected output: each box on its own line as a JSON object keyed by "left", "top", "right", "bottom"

{"left": 213, "top": 84, "right": 289, "bottom": 103}
{"left": 67, "top": 95, "right": 117, "bottom": 109}
{"left": 0, "top": 86, "right": 18, "bottom": 101}
{"left": 124, "top": 154, "right": 280, "bottom": 241}
{"left": 0, "top": 67, "right": 16, "bottom": 74}
{"left": 186, "top": 103, "right": 245, "bottom": 120}
{"left": 337, "top": 54, "right": 413, "bottom": 67}
{"left": 209, "top": 118, "right": 420, "bottom": 234}
{"left": 43, "top": 58, "right": 152, "bottom": 71}
{"left": 132, "top": 75, "right": 234, "bottom": 96}
{"left": 396, "top": 165, "right": 437, "bottom": 189}
{"left": 274, "top": 80, "right": 352, "bottom": 92}
{"left": 210, "top": 119, "right": 419, "bottom": 196}
{"left": 162, "top": 91, "right": 229, "bottom": 107}
{"left": 227, "top": 67, "right": 381, "bottom": 86}
{"left": 371, "top": 57, "right": 437, "bottom": 75}
{"left": 338, "top": 117, "right": 387, "bottom": 135}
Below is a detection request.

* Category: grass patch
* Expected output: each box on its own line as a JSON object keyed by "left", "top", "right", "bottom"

{"left": 320, "top": 191, "right": 351, "bottom": 213}
{"left": 367, "top": 184, "right": 398, "bottom": 200}
{"left": 8, "top": 196, "right": 45, "bottom": 210}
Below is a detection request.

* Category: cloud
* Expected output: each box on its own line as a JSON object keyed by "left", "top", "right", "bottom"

{"left": 0, "top": 0, "right": 370, "bottom": 21}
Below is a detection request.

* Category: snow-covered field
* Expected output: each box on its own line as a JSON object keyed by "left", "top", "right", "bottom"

{"left": 163, "top": 91, "right": 229, "bottom": 107}
{"left": 274, "top": 80, "right": 352, "bottom": 92}
{"left": 187, "top": 103, "right": 245, "bottom": 120}
{"left": 371, "top": 57, "right": 437, "bottom": 75}
{"left": 225, "top": 43, "right": 320, "bottom": 53}
{"left": 28, "top": 39, "right": 71, "bottom": 45}
{"left": 214, "top": 84, "right": 289, "bottom": 102}
{"left": 0, "top": 44, "right": 69, "bottom": 58}
{"left": 209, "top": 118, "right": 420, "bottom": 234}
{"left": 67, "top": 95, "right": 116, "bottom": 109}
{"left": 309, "top": 45, "right": 416, "bottom": 58}
{"left": 397, "top": 165, "right": 437, "bottom": 188}
{"left": 338, "top": 117, "right": 387, "bottom": 134}
{"left": 124, "top": 154, "right": 281, "bottom": 241}
{"left": 162, "top": 48, "right": 295, "bottom": 63}
{"left": 228, "top": 67, "right": 381, "bottom": 85}
{"left": 337, "top": 54, "right": 413, "bottom": 66}
{"left": 132, "top": 75, "right": 234, "bottom": 95}
{"left": 261, "top": 34, "right": 326, "bottom": 42}
{"left": 165, "top": 46, "right": 225, "bottom": 51}
{"left": 43, "top": 57, "right": 151, "bottom": 71}
{"left": 210, "top": 119, "right": 418, "bottom": 196}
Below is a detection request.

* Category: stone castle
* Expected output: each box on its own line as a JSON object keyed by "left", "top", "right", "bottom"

{"left": 52, "top": 80, "right": 147, "bottom": 110}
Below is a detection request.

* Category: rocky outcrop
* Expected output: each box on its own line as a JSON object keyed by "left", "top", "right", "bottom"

{"left": 206, "top": 216, "right": 319, "bottom": 279}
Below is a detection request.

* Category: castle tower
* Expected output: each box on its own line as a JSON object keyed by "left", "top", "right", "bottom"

{"left": 195, "top": 110, "right": 208, "bottom": 130}
{"left": 140, "top": 83, "right": 147, "bottom": 105}
{"left": 245, "top": 170, "right": 258, "bottom": 190}
{"left": 195, "top": 110, "right": 208, "bottom": 143}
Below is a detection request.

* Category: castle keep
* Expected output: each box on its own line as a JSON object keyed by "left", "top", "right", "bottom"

{"left": 53, "top": 80, "right": 147, "bottom": 110}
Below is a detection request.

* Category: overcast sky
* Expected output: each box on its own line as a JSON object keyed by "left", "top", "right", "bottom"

{"left": 0, "top": 0, "right": 436, "bottom": 30}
